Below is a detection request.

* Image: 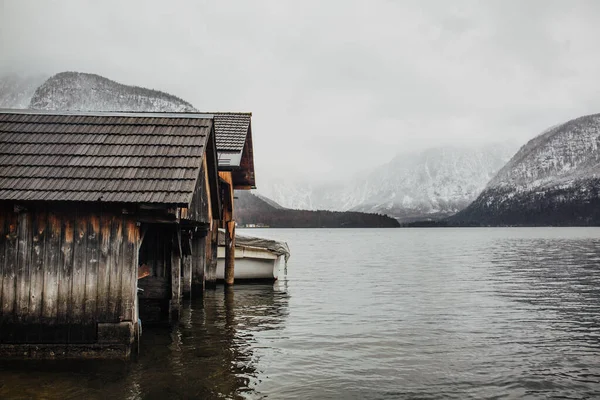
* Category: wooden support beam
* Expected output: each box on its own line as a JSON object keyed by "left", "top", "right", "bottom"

{"left": 224, "top": 220, "right": 235, "bottom": 285}
{"left": 205, "top": 220, "right": 218, "bottom": 289}
{"left": 181, "top": 230, "right": 193, "bottom": 298}
{"left": 232, "top": 185, "right": 254, "bottom": 190}
{"left": 169, "top": 228, "right": 181, "bottom": 321}
{"left": 219, "top": 171, "right": 236, "bottom": 286}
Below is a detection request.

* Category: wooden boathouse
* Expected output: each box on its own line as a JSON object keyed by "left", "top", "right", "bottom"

{"left": 211, "top": 113, "right": 256, "bottom": 285}
{"left": 0, "top": 110, "right": 226, "bottom": 359}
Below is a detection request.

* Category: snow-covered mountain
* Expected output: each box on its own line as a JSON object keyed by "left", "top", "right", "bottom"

{"left": 259, "top": 144, "right": 516, "bottom": 222}
{"left": 454, "top": 113, "right": 600, "bottom": 225}
{"left": 255, "top": 179, "right": 338, "bottom": 211}
{"left": 29, "top": 71, "right": 196, "bottom": 112}
{"left": 0, "top": 73, "right": 48, "bottom": 108}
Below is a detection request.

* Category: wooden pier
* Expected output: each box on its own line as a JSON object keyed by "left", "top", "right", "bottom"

{"left": 0, "top": 110, "right": 255, "bottom": 359}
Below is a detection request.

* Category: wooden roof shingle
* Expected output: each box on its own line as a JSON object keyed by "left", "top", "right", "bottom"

{"left": 214, "top": 113, "right": 251, "bottom": 152}
{"left": 0, "top": 110, "right": 213, "bottom": 205}
{"left": 213, "top": 113, "right": 251, "bottom": 168}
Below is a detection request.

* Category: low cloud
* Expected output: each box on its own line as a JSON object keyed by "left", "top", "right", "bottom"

{"left": 2, "top": 0, "right": 599, "bottom": 184}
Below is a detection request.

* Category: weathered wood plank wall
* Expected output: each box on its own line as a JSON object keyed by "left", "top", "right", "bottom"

{"left": 0, "top": 203, "right": 140, "bottom": 343}
{"left": 183, "top": 157, "right": 211, "bottom": 225}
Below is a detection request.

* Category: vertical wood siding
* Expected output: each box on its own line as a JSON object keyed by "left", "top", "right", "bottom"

{"left": 191, "top": 234, "right": 206, "bottom": 289}
{"left": 0, "top": 204, "right": 140, "bottom": 343}
{"left": 184, "top": 157, "right": 211, "bottom": 224}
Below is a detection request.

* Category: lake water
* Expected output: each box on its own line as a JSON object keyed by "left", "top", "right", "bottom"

{"left": 1, "top": 228, "right": 600, "bottom": 399}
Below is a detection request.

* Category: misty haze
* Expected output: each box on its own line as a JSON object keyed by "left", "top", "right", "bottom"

{"left": 1, "top": 1, "right": 600, "bottom": 399}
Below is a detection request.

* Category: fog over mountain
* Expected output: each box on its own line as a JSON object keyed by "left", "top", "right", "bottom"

{"left": 0, "top": 74, "right": 48, "bottom": 109}
{"left": 3, "top": 1, "right": 600, "bottom": 187}
{"left": 258, "top": 143, "right": 517, "bottom": 221}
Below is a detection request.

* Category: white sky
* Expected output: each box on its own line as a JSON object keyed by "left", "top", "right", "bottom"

{"left": 1, "top": 0, "right": 600, "bottom": 184}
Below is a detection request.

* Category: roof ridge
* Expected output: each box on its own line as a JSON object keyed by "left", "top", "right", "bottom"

{"left": 0, "top": 177, "right": 196, "bottom": 180}
{"left": 0, "top": 188, "right": 194, "bottom": 193}
{"left": 209, "top": 111, "right": 252, "bottom": 116}
{"left": 0, "top": 109, "right": 215, "bottom": 119}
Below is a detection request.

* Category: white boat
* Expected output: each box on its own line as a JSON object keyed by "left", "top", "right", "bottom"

{"left": 217, "top": 230, "right": 290, "bottom": 281}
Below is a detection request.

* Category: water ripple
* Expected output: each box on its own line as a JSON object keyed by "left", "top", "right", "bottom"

{"left": 0, "top": 228, "right": 599, "bottom": 399}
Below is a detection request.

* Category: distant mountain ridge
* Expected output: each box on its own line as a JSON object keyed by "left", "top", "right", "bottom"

{"left": 235, "top": 191, "right": 399, "bottom": 228}
{"left": 259, "top": 144, "right": 517, "bottom": 222}
{"left": 453, "top": 113, "right": 600, "bottom": 226}
{"left": 253, "top": 193, "right": 286, "bottom": 210}
{"left": 29, "top": 71, "right": 196, "bottom": 112}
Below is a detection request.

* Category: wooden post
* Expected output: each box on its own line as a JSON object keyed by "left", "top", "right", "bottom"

{"left": 170, "top": 229, "right": 181, "bottom": 321}
{"left": 181, "top": 231, "right": 193, "bottom": 299}
{"left": 182, "top": 255, "right": 192, "bottom": 299}
{"left": 224, "top": 220, "right": 235, "bottom": 285}
{"left": 219, "top": 171, "right": 235, "bottom": 286}
{"left": 205, "top": 220, "right": 218, "bottom": 288}
{"left": 191, "top": 232, "right": 206, "bottom": 297}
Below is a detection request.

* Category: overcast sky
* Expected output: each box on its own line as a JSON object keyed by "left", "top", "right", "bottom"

{"left": 1, "top": 0, "right": 600, "bottom": 184}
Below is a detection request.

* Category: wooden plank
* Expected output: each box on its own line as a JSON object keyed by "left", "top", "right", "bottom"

{"left": 28, "top": 209, "right": 47, "bottom": 323}
{"left": 57, "top": 214, "right": 73, "bottom": 325}
{"left": 155, "top": 230, "right": 164, "bottom": 278}
{"left": 42, "top": 211, "right": 62, "bottom": 324}
{"left": 120, "top": 218, "right": 138, "bottom": 322}
{"left": 97, "top": 214, "right": 112, "bottom": 322}
{"left": 108, "top": 215, "right": 123, "bottom": 322}
{"left": 70, "top": 212, "right": 87, "bottom": 325}
{"left": 204, "top": 157, "right": 213, "bottom": 222}
{"left": 0, "top": 212, "right": 5, "bottom": 321}
{"left": 84, "top": 212, "right": 100, "bottom": 323}
{"left": 0, "top": 211, "right": 16, "bottom": 322}
{"left": 204, "top": 226, "right": 211, "bottom": 282}
{"left": 15, "top": 211, "right": 32, "bottom": 322}
{"left": 219, "top": 171, "right": 235, "bottom": 211}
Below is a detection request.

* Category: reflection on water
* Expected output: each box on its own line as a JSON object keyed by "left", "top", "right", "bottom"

{"left": 1, "top": 228, "right": 600, "bottom": 399}
{"left": 0, "top": 281, "right": 290, "bottom": 400}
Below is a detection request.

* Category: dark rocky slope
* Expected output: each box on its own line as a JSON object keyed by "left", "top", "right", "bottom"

{"left": 235, "top": 191, "right": 399, "bottom": 228}
{"left": 453, "top": 113, "right": 600, "bottom": 226}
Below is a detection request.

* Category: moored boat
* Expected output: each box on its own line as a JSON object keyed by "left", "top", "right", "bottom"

{"left": 217, "top": 230, "right": 291, "bottom": 281}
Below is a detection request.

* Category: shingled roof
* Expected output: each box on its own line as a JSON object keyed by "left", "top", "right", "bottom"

{"left": 0, "top": 110, "right": 213, "bottom": 205}
{"left": 213, "top": 113, "right": 251, "bottom": 168}
{"left": 212, "top": 112, "right": 256, "bottom": 188}
{"left": 214, "top": 113, "right": 251, "bottom": 152}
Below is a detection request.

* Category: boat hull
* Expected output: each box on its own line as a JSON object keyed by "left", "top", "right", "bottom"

{"left": 216, "top": 245, "right": 285, "bottom": 281}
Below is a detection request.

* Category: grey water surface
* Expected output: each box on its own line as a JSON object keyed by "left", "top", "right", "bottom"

{"left": 1, "top": 228, "right": 600, "bottom": 399}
